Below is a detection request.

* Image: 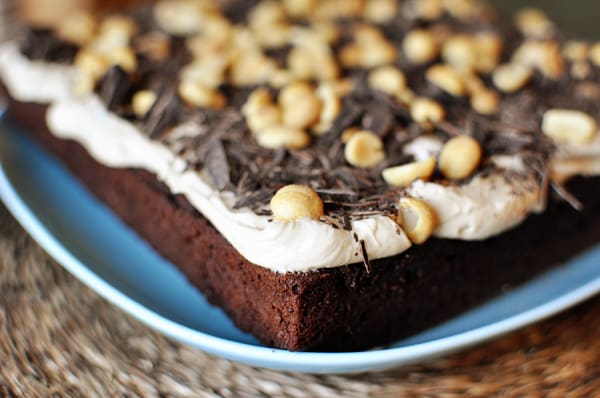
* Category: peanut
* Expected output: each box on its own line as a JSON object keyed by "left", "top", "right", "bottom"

{"left": 382, "top": 158, "right": 437, "bottom": 187}
{"left": 270, "top": 185, "right": 324, "bottom": 221}
{"left": 438, "top": 136, "right": 482, "bottom": 180}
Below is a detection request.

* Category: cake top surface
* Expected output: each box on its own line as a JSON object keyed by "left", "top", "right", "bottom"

{"left": 8, "top": 0, "right": 600, "bottom": 270}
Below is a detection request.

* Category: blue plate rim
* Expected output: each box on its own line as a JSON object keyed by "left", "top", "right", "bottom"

{"left": 1, "top": 125, "right": 600, "bottom": 374}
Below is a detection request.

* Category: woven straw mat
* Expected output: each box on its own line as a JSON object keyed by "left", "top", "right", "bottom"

{"left": 1, "top": 204, "right": 600, "bottom": 397}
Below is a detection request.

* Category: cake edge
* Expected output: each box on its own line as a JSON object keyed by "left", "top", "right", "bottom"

{"left": 7, "top": 96, "right": 600, "bottom": 352}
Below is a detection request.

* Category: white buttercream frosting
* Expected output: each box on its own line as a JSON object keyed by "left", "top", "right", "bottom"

{"left": 1, "top": 42, "right": 599, "bottom": 272}
{"left": 48, "top": 92, "right": 414, "bottom": 273}
{"left": 407, "top": 176, "right": 541, "bottom": 240}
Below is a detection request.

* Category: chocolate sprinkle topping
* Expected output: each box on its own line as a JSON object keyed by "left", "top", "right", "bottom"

{"left": 17, "top": 0, "right": 598, "bottom": 228}
{"left": 20, "top": 28, "right": 78, "bottom": 63}
{"left": 205, "top": 139, "right": 233, "bottom": 191}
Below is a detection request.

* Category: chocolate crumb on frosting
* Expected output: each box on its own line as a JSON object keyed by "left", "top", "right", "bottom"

{"left": 18, "top": 0, "right": 600, "bottom": 232}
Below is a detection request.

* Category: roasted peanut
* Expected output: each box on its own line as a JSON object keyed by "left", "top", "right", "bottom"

{"left": 248, "top": 0, "right": 286, "bottom": 30}
{"left": 56, "top": 11, "right": 97, "bottom": 46}
{"left": 74, "top": 50, "right": 108, "bottom": 80}
{"left": 180, "top": 59, "right": 227, "bottom": 89}
{"left": 512, "top": 41, "right": 564, "bottom": 79}
{"left": 99, "top": 16, "right": 137, "bottom": 39}
{"left": 178, "top": 81, "right": 226, "bottom": 109}
{"left": 344, "top": 130, "right": 386, "bottom": 168}
{"left": 382, "top": 158, "right": 436, "bottom": 187}
{"left": 542, "top": 109, "right": 597, "bottom": 144}
{"left": 270, "top": 185, "right": 324, "bottom": 221}
{"left": 442, "top": 35, "right": 478, "bottom": 71}
{"left": 106, "top": 47, "right": 137, "bottom": 72}
{"left": 341, "top": 25, "right": 396, "bottom": 68}
{"left": 283, "top": 0, "right": 316, "bottom": 17}
{"left": 410, "top": 97, "right": 445, "bottom": 124}
{"left": 412, "top": 0, "right": 445, "bottom": 20}
{"left": 474, "top": 32, "right": 503, "bottom": 72}
{"left": 471, "top": 89, "right": 500, "bottom": 115}
{"left": 154, "top": 0, "right": 205, "bottom": 36}
{"left": 341, "top": 128, "right": 360, "bottom": 143}
{"left": 368, "top": 66, "right": 407, "bottom": 96}
{"left": 444, "top": 0, "right": 479, "bottom": 20}
{"left": 288, "top": 47, "right": 316, "bottom": 80}
{"left": 242, "top": 88, "right": 282, "bottom": 132}
{"left": 403, "top": 29, "right": 438, "bottom": 65}
{"left": 396, "top": 89, "right": 416, "bottom": 105}
{"left": 313, "top": 83, "right": 342, "bottom": 135}
{"left": 256, "top": 125, "right": 311, "bottom": 149}
{"left": 254, "top": 23, "right": 293, "bottom": 49}
{"left": 279, "top": 82, "right": 322, "bottom": 130}
{"left": 315, "top": 0, "right": 364, "bottom": 19}
{"left": 132, "top": 90, "right": 158, "bottom": 117}
{"left": 514, "top": 7, "right": 554, "bottom": 39}
{"left": 249, "top": 106, "right": 282, "bottom": 133}
{"left": 364, "top": 0, "right": 398, "bottom": 24}
{"left": 426, "top": 64, "right": 466, "bottom": 96}
{"left": 397, "top": 197, "right": 438, "bottom": 244}
{"left": 230, "top": 54, "right": 277, "bottom": 86}
{"left": 438, "top": 136, "right": 482, "bottom": 180}
{"left": 492, "top": 63, "right": 533, "bottom": 93}
{"left": 589, "top": 42, "right": 600, "bottom": 67}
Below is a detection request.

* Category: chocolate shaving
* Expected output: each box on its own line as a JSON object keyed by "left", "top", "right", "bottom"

{"left": 435, "top": 120, "right": 464, "bottom": 137}
{"left": 343, "top": 215, "right": 352, "bottom": 231}
{"left": 234, "top": 188, "right": 275, "bottom": 210}
{"left": 362, "top": 103, "right": 395, "bottom": 137}
{"left": 359, "top": 240, "right": 371, "bottom": 274}
{"left": 20, "top": 28, "right": 77, "bottom": 63}
{"left": 204, "top": 139, "right": 232, "bottom": 191}
{"left": 324, "top": 100, "right": 364, "bottom": 144}
{"left": 144, "top": 85, "right": 180, "bottom": 139}
{"left": 552, "top": 183, "right": 584, "bottom": 211}
{"left": 98, "top": 66, "right": 132, "bottom": 111}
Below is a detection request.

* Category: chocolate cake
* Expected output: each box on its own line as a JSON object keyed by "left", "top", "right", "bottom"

{"left": 2, "top": 0, "right": 600, "bottom": 351}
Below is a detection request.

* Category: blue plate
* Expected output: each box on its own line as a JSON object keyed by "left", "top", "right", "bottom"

{"left": 1, "top": 116, "right": 600, "bottom": 374}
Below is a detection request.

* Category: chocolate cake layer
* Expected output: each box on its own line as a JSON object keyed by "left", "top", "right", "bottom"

{"left": 7, "top": 98, "right": 600, "bottom": 351}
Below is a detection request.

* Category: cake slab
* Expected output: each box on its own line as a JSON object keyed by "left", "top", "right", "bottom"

{"left": 1, "top": 116, "right": 600, "bottom": 374}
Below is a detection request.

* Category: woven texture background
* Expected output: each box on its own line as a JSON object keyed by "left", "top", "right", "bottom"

{"left": 1, "top": 204, "right": 599, "bottom": 397}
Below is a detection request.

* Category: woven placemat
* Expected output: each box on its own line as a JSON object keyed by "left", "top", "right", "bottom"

{"left": 1, "top": 204, "right": 599, "bottom": 397}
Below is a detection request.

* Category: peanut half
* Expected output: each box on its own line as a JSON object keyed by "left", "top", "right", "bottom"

{"left": 344, "top": 130, "right": 386, "bottom": 168}
{"left": 256, "top": 125, "right": 311, "bottom": 149}
{"left": 542, "top": 109, "right": 597, "bottom": 144}
{"left": 382, "top": 158, "right": 437, "bottom": 187}
{"left": 492, "top": 63, "right": 533, "bottom": 93}
{"left": 426, "top": 64, "right": 466, "bottom": 96}
{"left": 397, "top": 197, "right": 438, "bottom": 244}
